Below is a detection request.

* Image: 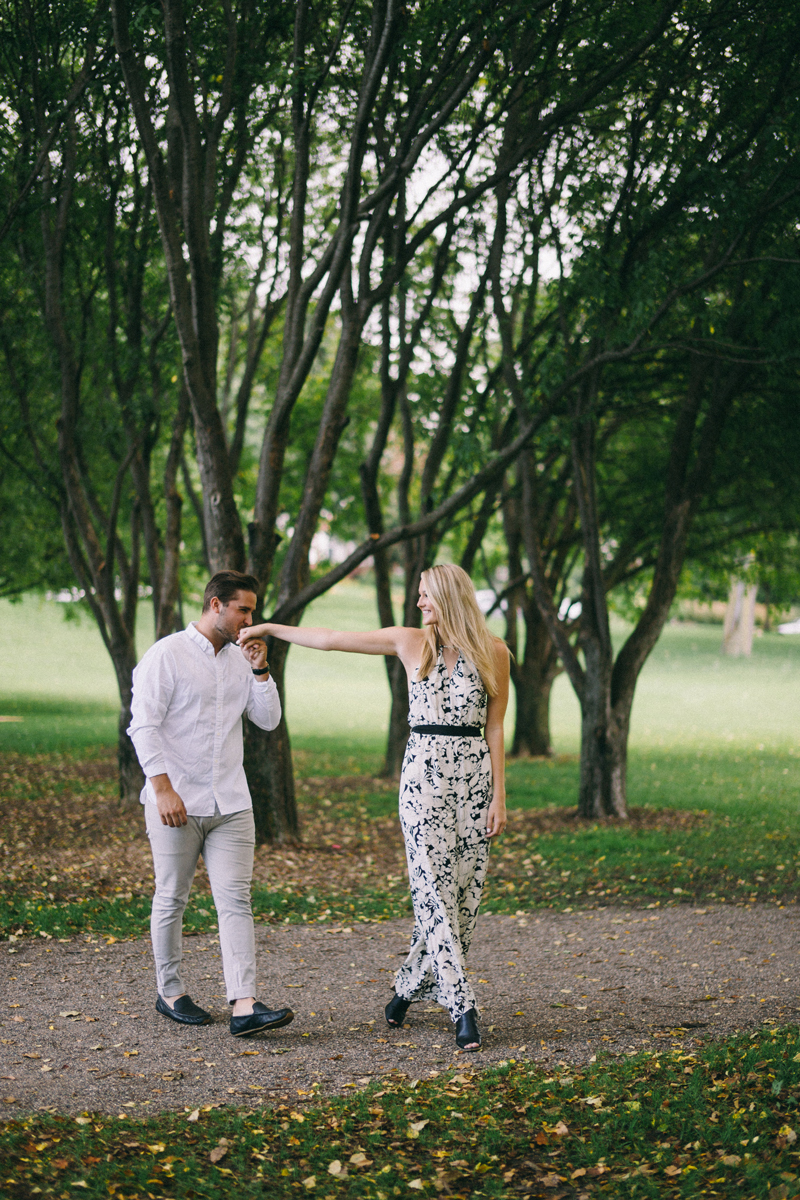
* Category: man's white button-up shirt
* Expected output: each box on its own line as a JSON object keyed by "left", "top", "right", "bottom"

{"left": 128, "top": 622, "right": 281, "bottom": 815}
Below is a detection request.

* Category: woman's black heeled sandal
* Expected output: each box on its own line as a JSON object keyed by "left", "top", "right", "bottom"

{"left": 455, "top": 1008, "right": 481, "bottom": 1050}
{"left": 385, "top": 993, "right": 412, "bottom": 1027}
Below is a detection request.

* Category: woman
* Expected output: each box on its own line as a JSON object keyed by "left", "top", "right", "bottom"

{"left": 239, "top": 563, "right": 509, "bottom": 1051}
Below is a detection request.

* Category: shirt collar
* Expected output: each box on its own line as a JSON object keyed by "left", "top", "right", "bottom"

{"left": 186, "top": 621, "right": 216, "bottom": 656}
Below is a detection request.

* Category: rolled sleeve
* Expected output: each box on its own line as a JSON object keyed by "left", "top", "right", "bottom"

{"left": 246, "top": 674, "right": 282, "bottom": 731}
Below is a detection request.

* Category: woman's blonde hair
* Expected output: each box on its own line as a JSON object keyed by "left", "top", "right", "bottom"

{"left": 417, "top": 564, "right": 503, "bottom": 696}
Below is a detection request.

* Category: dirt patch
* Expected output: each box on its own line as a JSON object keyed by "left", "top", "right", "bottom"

{"left": 1, "top": 903, "right": 798, "bottom": 1115}
{"left": 504, "top": 805, "right": 710, "bottom": 836}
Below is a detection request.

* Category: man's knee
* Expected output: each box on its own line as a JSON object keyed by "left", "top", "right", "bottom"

{"left": 214, "top": 890, "right": 253, "bottom": 918}
{"left": 152, "top": 889, "right": 190, "bottom": 916}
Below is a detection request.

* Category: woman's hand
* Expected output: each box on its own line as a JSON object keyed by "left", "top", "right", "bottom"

{"left": 239, "top": 622, "right": 271, "bottom": 645}
{"left": 486, "top": 795, "right": 507, "bottom": 838}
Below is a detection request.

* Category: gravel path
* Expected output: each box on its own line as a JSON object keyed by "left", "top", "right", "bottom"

{"left": 2, "top": 903, "right": 798, "bottom": 1116}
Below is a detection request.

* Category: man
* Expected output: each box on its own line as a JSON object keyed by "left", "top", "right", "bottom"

{"left": 128, "top": 570, "right": 293, "bottom": 1037}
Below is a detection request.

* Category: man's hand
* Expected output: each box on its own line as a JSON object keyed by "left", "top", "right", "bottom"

{"left": 150, "top": 774, "right": 188, "bottom": 827}
{"left": 240, "top": 636, "right": 268, "bottom": 672}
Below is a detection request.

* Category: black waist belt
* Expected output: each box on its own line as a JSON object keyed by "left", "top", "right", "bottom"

{"left": 411, "top": 724, "right": 482, "bottom": 737}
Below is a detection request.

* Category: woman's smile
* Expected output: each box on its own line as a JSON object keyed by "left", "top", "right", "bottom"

{"left": 417, "top": 586, "right": 439, "bottom": 625}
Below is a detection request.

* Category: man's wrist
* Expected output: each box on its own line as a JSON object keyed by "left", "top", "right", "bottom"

{"left": 252, "top": 664, "right": 270, "bottom": 676}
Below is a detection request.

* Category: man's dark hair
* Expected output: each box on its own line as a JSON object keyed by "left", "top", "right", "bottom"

{"left": 202, "top": 571, "right": 260, "bottom": 611}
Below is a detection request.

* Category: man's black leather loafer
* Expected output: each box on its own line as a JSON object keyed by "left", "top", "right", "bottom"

{"left": 155, "top": 994, "right": 213, "bottom": 1025}
{"left": 230, "top": 1001, "right": 294, "bottom": 1037}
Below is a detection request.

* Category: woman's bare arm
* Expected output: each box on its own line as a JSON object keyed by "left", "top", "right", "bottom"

{"left": 484, "top": 640, "right": 510, "bottom": 838}
{"left": 239, "top": 621, "right": 422, "bottom": 666}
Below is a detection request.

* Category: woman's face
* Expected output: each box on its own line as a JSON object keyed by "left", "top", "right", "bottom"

{"left": 417, "top": 581, "right": 440, "bottom": 627}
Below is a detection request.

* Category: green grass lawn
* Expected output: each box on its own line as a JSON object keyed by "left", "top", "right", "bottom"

{"left": 3, "top": 1025, "right": 799, "bottom": 1199}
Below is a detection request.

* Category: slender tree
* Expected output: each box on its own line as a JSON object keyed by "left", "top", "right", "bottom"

{"left": 0, "top": 7, "right": 185, "bottom": 799}
{"left": 492, "top": 0, "right": 800, "bottom": 816}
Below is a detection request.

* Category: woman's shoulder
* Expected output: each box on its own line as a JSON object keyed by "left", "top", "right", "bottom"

{"left": 397, "top": 626, "right": 426, "bottom": 647}
{"left": 395, "top": 625, "right": 426, "bottom": 661}
{"left": 490, "top": 636, "right": 511, "bottom": 676}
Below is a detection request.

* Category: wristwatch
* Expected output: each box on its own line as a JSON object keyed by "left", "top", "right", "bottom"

{"left": 251, "top": 663, "right": 270, "bottom": 676}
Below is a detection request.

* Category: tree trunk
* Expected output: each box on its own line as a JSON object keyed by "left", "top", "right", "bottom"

{"left": 509, "top": 600, "right": 560, "bottom": 758}
{"left": 722, "top": 576, "right": 757, "bottom": 657}
{"left": 577, "top": 695, "right": 628, "bottom": 819}
{"left": 368, "top": 538, "right": 409, "bottom": 780}
{"left": 111, "top": 648, "right": 145, "bottom": 806}
{"left": 511, "top": 667, "right": 556, "bottom": 758}
{"left": 244, "top": 718, "right": 298, "bottom": 845}
{"left": 384, "top": 657, "right": 410, "bottom": 779}
{"left": 117, "top": 704, "right": 145, "bottom": 806}
{"left": 381, "top": 554, "right": 428, "bottom": 777}
{"left": 575, "top": 624, "right": 627, "bottom": 817}
{"left": 244, "top": 637, "right": 299, "bottom": 845}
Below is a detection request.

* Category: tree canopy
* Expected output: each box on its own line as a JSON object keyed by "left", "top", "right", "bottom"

{"left": 1, "top": 0, "right": 799, "bottom": 831}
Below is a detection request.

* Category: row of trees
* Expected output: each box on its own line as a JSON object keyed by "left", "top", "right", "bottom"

{"left": 2, "top": 0, "right": 799, "bottom": 838}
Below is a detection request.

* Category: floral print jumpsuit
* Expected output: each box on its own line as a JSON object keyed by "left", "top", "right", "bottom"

{"left": 394, "top": 648, "right": 491, "bottom": 1021}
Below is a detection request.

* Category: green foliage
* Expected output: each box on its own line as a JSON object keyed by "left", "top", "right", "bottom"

{"left": 2, "top": 1026, "right": 799, "bottom": 1197}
